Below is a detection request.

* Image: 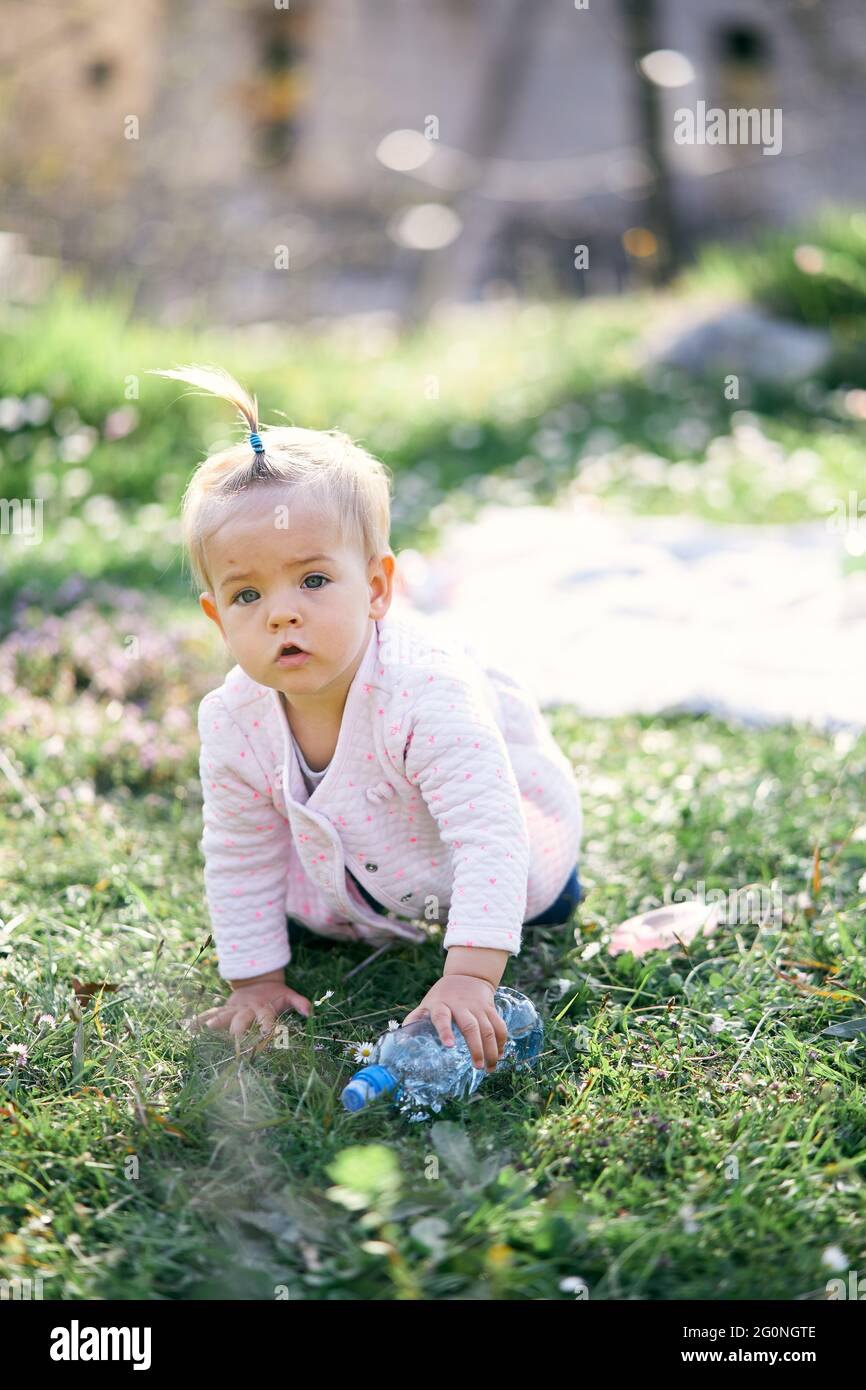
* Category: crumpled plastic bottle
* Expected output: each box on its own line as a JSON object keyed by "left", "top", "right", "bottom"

{"left": 341, "top": 985, "right": 544, "bottom": 1121}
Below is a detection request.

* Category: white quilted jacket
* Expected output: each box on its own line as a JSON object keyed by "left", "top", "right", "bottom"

{"left": 197, "top": 611, "right": 582, "bottom": 980}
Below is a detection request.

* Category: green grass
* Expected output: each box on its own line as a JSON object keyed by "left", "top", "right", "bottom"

{"left": 3, "top": 237, "right": 866, "bottom": 628}
{"left": 685, "top": 206, "right": 866, "bottom": 333}
{"left": 2, "top": 220, "right": 866, "bottom": 1299}
{"left": 1, "top": 639, "right": 865, "bottom": 1298}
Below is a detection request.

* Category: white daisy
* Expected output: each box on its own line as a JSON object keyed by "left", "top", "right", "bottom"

{"left": 559, "top": 1275, "right": 588, "bottom": 1295}
{"left": 821, "top": 1245, "right": 848, "bottom": 1272}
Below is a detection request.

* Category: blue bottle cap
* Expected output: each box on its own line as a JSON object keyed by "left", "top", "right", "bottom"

{"left": 340, "top": 1064, "right": 397, "bottom": 1112}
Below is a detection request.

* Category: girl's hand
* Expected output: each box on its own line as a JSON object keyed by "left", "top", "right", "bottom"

{"left": 191, "top": 981, "right": 311, "bottom": 1044}
{"left": 402, "top": 975, "right": 508, "bottom": 1072}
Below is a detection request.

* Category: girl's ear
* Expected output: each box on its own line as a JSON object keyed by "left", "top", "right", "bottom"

{"left": 368, "top": 551, "right": 395, "bottom": 620}
{"left": 199, "top": 593, "right": 226, "bottom": 638}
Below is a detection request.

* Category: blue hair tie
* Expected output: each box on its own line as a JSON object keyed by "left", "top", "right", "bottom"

{"left": 249, "top": 431, "right": 265, "bottom": 454}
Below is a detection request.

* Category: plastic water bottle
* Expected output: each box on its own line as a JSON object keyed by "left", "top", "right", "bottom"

{"left": 341, "top": 985, "right": 544, "bottom": 1121}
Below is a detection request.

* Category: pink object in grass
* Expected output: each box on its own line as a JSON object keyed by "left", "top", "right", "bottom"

{"left": 608, "top": 901, "right": 721, "bottom": 958}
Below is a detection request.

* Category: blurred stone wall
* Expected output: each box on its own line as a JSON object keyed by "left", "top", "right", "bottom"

{"left": 1, "top": 0, "right": 865, "bottom": 324}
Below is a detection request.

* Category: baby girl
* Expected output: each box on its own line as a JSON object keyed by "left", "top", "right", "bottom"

{"left": 155, "top": 365, "right": 583, "bottom": 1074}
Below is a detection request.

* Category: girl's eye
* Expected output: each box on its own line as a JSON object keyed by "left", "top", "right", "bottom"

{"left": 232, "top": 575, "right": 329, "bottom": 603}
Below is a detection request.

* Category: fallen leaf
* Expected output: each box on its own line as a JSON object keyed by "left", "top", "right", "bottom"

{"left": 772, "top": 969, "right": 856, "bottom": 999}
{"left": 780, "top": 957, "right": 837, "bottom": 972}
{"left": 71, "top": 978, "right": 120, "bottom": 1004}
{"left": 822, "top": 1017, "right": 866, "bottom": 1039}
{"left": 811, "top": 844, "right": 821, "bottom": 897}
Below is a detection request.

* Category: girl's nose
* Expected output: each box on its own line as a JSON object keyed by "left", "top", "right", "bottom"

{"left": 268, "top": 598, "right": 302, "bottom": 628}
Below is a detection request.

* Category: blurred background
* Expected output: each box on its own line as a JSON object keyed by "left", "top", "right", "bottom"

{"left": 1, "top": 0, "right": 865, "bottom": 727}
{"left": 3, "top": 0, "right": 866, "bottom": 318}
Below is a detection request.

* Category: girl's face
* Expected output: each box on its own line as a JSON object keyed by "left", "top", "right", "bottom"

{"left": 199, "top": 489, "right": 394, "bottom": 714}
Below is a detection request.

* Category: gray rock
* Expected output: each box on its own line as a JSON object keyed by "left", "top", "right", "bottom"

{"left": 642, "top": 304, "right": 832, "bottom": 384}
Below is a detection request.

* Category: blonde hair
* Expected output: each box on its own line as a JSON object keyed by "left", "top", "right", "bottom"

{"left": 149, "top": 363, "right": 393, "bottom": 594}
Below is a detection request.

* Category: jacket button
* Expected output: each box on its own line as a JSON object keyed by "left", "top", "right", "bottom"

{"left": 366, "top": 781, "right": 395, "bottom": 804}
{"left": 365, "top": 862, "right": 378, "bottom": 872}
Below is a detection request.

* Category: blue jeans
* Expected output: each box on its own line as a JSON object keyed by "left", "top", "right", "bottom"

{"left": 524, "top": 864, "right": 582, "bottom": 925}
{"left": 346, "top": 864, "right": 582, "bottom": 928}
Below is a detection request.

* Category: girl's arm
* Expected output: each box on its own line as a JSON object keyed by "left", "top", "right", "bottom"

{"left": 197, "top": 691, "right": 295, "bottom": 980}
{"left": 445, "top": 945, "right": 509, "bottom": 989}
{"left": 400, "top": 670, "right": 531, "bottom": 955}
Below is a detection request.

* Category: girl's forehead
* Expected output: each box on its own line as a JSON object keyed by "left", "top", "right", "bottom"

{"left": 203, "top": 494, "right": 369, "bottom": 590}
{"left": 209, "top": 492, "right": 342, "bottom": 549}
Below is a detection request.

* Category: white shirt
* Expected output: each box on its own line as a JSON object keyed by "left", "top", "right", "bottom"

{"left": 294, "top": 740, "right": 331, "bottom": 795}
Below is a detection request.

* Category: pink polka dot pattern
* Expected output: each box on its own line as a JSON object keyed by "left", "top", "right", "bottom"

{"left": 195, "top": 612, "right": 582, "bottom": 979}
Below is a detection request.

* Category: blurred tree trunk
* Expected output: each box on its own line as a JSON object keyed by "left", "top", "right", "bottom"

{"left": 406, "top": 0, "right": 553, "bottom": 323}
{"left": 619, "top": 0, "right": 680, "bottom": 281}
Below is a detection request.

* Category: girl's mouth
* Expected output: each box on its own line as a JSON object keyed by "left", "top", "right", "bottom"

{"left": 276, "top": 646, "right": 311, "bottom": 668}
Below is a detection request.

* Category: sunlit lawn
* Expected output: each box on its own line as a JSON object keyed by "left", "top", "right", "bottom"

{"left": 2, "top": 222, "right": 866, "bottom": 622}
{"left": 1, "top": 596, "right": 864, "bottom": 1297}
{"left": 2, "top": 223, "right": 866, "bottom": 1298}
